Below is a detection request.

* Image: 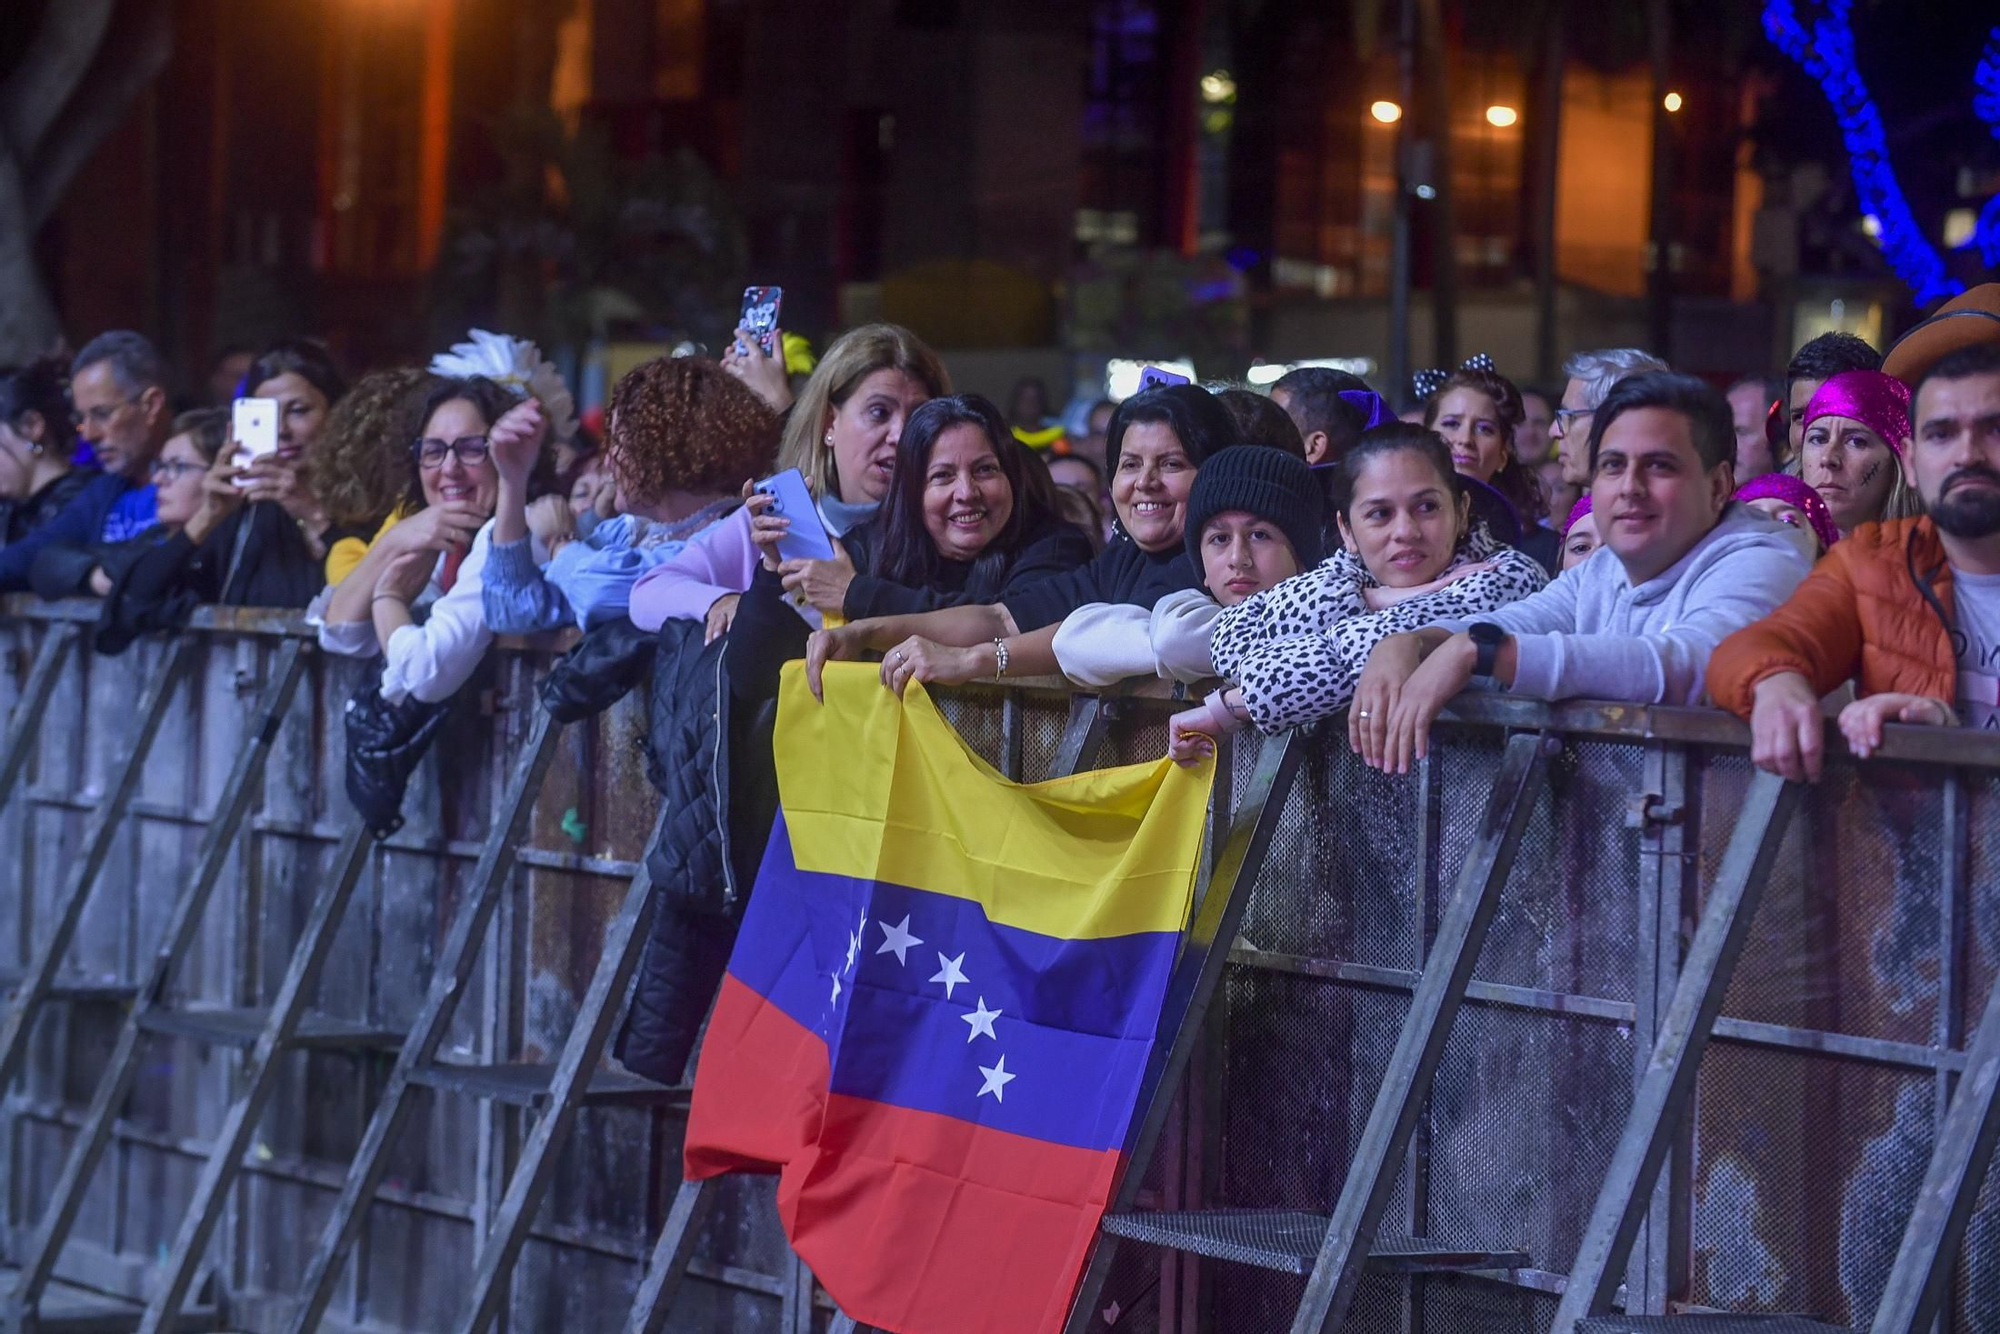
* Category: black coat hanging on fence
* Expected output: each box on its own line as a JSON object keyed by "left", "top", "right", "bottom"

{"left": 342, "top": 674, "right": 459, "bottom": 839}
{"left": 615, "top": 617, "right": 779, "bottom": 1085}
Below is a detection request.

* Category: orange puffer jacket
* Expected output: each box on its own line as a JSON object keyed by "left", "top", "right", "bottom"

{"left": 1709, "top": 516, "right": 1956, "bottom": 717}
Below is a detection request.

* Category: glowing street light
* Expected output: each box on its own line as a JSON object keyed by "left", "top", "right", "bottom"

{"left": 1484, "top": 105, "right": 1518, "bottom": 128}
{"left": 1370, "top": 100, "right": 1403, "bottom": 124}
{"left": 1663, "top": 91, "right": 1684, "bottom": 113}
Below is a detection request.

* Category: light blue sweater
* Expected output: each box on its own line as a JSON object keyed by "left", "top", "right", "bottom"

{"left": 1432, "top": 503, "right": 1814, "bottom": 705}
{"left": 482, "top": 505, "right": 736, "bottom": 634}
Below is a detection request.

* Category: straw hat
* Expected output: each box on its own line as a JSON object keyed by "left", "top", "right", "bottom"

{"left": 1883, "top": 283, "right": 2000, "bottom": 384}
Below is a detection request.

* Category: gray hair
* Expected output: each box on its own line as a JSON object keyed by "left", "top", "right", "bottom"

{"left": 73, "top": 330, "right": 168, "bottom": 397}
{"left": 1562, "top": 347, "right": 1668, "bottom": 411}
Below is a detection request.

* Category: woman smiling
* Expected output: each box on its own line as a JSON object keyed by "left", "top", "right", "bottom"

{"left": 803, "top": 383, "right": 1240, "bottom": 696}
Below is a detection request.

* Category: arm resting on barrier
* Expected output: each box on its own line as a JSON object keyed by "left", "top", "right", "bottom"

{"left": 1708, "top": 551, "right": 1869, "bottom": 717}
{"left": 628, "top": 507, "right": 757, "bottom": 632}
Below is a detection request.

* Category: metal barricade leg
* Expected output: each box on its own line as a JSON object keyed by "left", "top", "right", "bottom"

{"left": 135, "top": 821, "right": 375, "bottom": 1334}
{"left": 1549, "top": 770, "right": 1800, "bottom": 1332}
{"left": 1866, "top": 957, "right": 2000, "bottom": 1333}
{"left": 1061, "top": 731, "right": 1307, "bottom": 1334}
{"left": 0, "top": 623, "right": 76, "bottom": 811}
{"left": 280, "top": 709, "right": 564, "bottom": 1334}
{"left": 0, "top": 636, "right": 198, "bottom": 1093}
{"left": 448, "top": 811, "right": 671, "bottom": 1334}
{"left": 4, "top": 639, "right": 309, "bottom": 1324}
{"left": 1290, "top": 729, "right": 1555, "bottom": 1334}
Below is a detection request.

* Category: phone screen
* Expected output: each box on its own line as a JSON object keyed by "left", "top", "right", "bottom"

{"left": 739, "top": 286, "right": 783, "bottom": 357}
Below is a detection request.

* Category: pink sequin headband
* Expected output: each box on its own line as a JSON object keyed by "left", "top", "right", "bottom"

{"left": 1734, "top": 473, "right": 1841, "bottom": 550}
{"left": 1802, "top": 369, "right": 1912, "bottom": 457}
{"left": 1562, "top": 494, "right": 1592, "bottom": 538}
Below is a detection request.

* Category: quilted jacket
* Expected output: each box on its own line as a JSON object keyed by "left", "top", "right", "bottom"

{"left": 614, "top": 618, "right": 779, "bottom": 1084}
{"left": 1709, "top": 516, "right": 1956, "bottom": 716}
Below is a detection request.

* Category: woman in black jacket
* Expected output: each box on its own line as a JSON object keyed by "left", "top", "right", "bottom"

{"left": 728, "top": 393, "right": 1092, "bottom": 700}
{"left": 0, "top": 356, "right": 94, "bottom": 546}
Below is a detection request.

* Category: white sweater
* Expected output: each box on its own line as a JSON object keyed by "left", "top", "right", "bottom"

{"left": 1053, "top": 589, "right": 1223, "bottom": 688}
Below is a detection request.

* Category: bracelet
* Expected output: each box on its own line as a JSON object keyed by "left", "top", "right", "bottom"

{"left": 1204, "top": 690, "right": 1242, "bottom": 733}
{"left": 991, "top": 638, "right": 1010, "bottom": 682}
{"left": 372, "top": 592, "right": 408, "bottom": 607}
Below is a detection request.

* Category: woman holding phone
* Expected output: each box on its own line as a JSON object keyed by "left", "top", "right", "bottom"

{"left": 233, "top": 339, "right": 348, "bottom": 563}
{"left": 725, "top": 393, "right": 1094, "bottom": 700}
{"left": 627, "top": 322, "right": 947, "bottom": 640}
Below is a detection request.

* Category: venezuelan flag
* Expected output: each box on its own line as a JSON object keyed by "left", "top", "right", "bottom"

{"left": 685, "top": 663, "right": 1213, "bottom": 1333}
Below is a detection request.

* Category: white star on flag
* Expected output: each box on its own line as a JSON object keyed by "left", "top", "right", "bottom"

{"left": 876, "top": 915, "right": 922, "bottom": 966}
{"left": 961, "top": 996, "right": 1001, "bottom": 1042}
{"left": 830, "top": 972, "right": 842, "bottom": 1004}
{"left": 976, "top": 1054, "right": 1016, "bottom": 1103}
{"left": 930, "top": 951, "right": 968, "bottom": 1000}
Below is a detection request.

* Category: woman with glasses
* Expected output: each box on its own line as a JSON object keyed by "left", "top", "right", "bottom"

{"left": 315, "top": 375, "right": 553, "bottom": 704}
{"left": 27, "top": 408, "right": 324, "bottom": 649}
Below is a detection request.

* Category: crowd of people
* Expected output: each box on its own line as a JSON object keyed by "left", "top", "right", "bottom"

{"left": 3, "top": 286, "right": 1998, "bottom": 1078}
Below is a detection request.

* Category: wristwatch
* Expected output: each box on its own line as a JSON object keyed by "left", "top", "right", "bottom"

{"left": 1467, "top": 622, "right": 1507, "bottom": 679}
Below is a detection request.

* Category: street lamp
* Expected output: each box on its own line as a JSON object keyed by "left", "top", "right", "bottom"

{"left": 1484, "top": 105, "right": 1518, "bottom": 128}
{"left": 1370, "top": 100, "right": 1403, "bottom": 124}
{"left": 1663, "top": 91, "right": 1684, "bottom": 113}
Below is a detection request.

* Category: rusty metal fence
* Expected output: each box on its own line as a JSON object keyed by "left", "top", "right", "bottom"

{"left": 0, "top": 603, "right": 1995, "bottom": 1333}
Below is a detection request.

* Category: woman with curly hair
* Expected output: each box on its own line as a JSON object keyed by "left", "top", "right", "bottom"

{"left": 316, "top": 367, "right": 438, "bottom": 586}
{"left": 483, "top": 356, "right": 782, "bottom": 633}
{"left": 628, "top": 322, "right": 947, "bottom": 638}
{"left": 1423, "top": 365, "right": 1559, "bottom": 572}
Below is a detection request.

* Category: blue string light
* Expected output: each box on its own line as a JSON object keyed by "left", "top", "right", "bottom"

{"left": 1973, "top": 28, "right": 2000, "bottom": 267}
{"left": 1763, "top": 0, "right": 1964, "bottom": 304}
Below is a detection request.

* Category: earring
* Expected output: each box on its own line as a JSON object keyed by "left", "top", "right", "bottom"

{"left": 823, "top": 431, "right": 834, "bottom": 446}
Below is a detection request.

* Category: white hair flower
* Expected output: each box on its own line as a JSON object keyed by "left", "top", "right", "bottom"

{"left": 429, "top": 329, "right": 579, "bottom": 444}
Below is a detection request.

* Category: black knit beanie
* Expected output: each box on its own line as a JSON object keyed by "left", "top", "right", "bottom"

{"left": 1183, "top": 444, "right": 1326, "bottom": 571}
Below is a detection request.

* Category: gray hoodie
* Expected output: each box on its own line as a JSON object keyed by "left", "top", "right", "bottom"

{"left": 1432, "top": 503, "right": 1814, "bottom": 705}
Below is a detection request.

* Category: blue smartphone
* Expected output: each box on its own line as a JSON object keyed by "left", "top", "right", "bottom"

{"left": 752, "top": 468, "right": 836, "bottom": 563}
{"left": 1138, "top": 366, "right": 1192, "bottom": 391}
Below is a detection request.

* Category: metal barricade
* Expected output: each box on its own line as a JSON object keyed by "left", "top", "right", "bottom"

{"left": 0, "top": 604, "right": 1994, "bottom": 1333}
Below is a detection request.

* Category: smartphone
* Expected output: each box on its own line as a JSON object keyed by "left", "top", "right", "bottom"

{"left": 738, "top": 286, "right": 783, "bottom": 358}
{"left": 752, "top": 468, "right": 836, "bottom": 564}
{"left": 231, "top": 397, "right": 279, "bottom": 487}
{"left": 1138, "top": 366, "right": 1192, "bottom": 392}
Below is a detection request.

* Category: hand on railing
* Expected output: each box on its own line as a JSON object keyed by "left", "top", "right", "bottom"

{"left": 1839, "top": 692, "right": 1955, "bottom": 762}
{"left": 1748, "top": 672, "right": 1825, "bottom": 782}
{"left": 1168, "top": 688, "right": 1248, "bottom": 766}
{"left": 805, "top": 624, "right": 865, "bottom": 700}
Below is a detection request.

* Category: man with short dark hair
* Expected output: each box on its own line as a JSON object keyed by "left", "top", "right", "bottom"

{"left": 1715, "top": 344, "right": 2000, "bottom": 779}
{"left": 1270, "top": 366, "right": 1378, "bottom": 466}
{"left": 1784, "top": 330, "right": 1879, "bottom": 462}
{"left": 1351, "top": 371, "right": 1814, "bottom": 772}
{"left": 0, "top": 330, "right": 174, "bottom": 592}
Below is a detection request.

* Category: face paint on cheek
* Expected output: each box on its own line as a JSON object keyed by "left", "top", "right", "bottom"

{"left": 1856, "top": 458, "right": 1886, "bottom": 490}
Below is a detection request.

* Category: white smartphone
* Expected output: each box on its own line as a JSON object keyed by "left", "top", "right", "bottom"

{"left": 231, "top": 397, "right": 279, "bottom": 486}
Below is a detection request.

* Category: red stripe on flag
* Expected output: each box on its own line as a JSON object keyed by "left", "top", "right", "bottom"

{"left": 684, "top": 973, "right": 831, "bottom": 1180}
{"left": 779, "top": 1093, "right": 1120, "bottom": 1334}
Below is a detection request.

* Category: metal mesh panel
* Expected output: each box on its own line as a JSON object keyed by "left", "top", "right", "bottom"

{"left": 1471, "top": 739, "right": 1645, "bottom": 1001}
{"left": 1688, "top": 1042, "right": 1934, "bottom": 1324}
{"left": 1721, "top": 759, "right": 1943, "bottom": 1043}
{"left": 1426, "top": 1003, "right": 1635, "bottom": 1273}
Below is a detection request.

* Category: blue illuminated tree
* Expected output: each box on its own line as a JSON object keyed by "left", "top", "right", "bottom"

{"left": 1762, "top": 0, "right": 1965, "bottom": 304}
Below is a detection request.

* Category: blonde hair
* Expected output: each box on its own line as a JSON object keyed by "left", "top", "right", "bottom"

{"left": 775, "top": 323, "right": 949, "bottom": 497}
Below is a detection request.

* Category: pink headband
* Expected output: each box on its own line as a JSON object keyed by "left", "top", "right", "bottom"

{"left": 1802, "top": 369, "right": 1912, "bottom": 456}
{"left": 1561, "top": 494, "right": 1593, "bottom": 538}
{"left": 1734, "top": 472, "right": 1841, "bottom": 551}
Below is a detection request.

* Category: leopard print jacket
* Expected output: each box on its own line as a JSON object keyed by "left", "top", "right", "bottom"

{"left": 1209, "top": 525, "right": 1549, "bottom": 733}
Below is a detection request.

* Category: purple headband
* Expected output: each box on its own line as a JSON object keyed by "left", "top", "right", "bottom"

{"left": 1338, "top": 388, "right": 1394, "bottom": 431}
{"left": 1802, "top": 369, "right": 1912, "bottom": 456}
{"left": 1734, "top": 473, "right": 1841, "bottom": 551}
{"left": 1561, "top": 494, "right": 1593, "bottom": 538}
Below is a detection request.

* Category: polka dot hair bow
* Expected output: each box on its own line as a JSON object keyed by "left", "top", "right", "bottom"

{"left": 1411, "top": 352, "right": 1496, "bottom": 404}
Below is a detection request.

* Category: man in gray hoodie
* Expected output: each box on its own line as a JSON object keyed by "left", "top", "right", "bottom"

{"left": 1351, "top": 371, "right": 1815, "bottom": 773}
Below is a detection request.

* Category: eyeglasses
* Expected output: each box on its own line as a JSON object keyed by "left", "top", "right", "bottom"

{"left": 72, "top": 394, "right": 138, "bottom": 429}
{"left": 1552, "top": 407, "right": 1592, "bottom": 436}
{"left": 414, "top": 435, "right": 491, "bottom": 469}
{"left": 150, "top": 459, "right": 206, "bottom": 482}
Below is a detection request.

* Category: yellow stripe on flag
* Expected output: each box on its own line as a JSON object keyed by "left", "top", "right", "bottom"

{"left": 775, "top": 662, "right": 1214, "bottom": 941}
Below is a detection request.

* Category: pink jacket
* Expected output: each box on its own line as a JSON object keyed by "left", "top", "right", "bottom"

{"left": 627, "top": 507, "right": 762, "bottom": 631}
